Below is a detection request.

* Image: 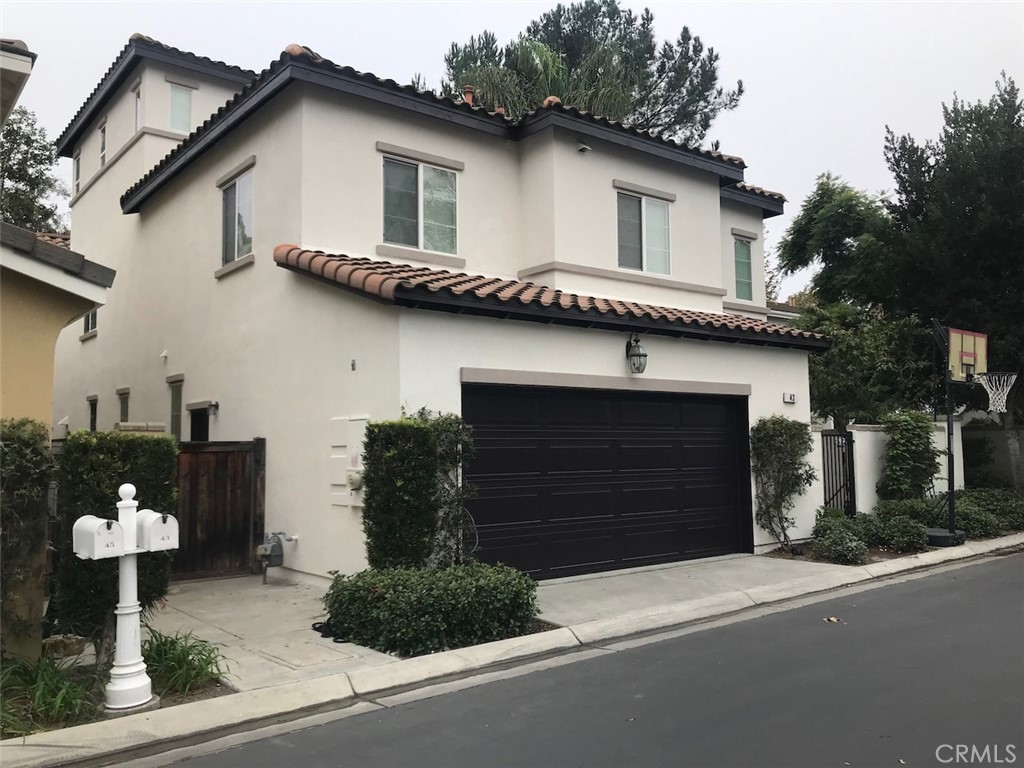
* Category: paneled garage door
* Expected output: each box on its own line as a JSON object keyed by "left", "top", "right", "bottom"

{"left": 463, "top": 384, "right": 753, "bottom": 579}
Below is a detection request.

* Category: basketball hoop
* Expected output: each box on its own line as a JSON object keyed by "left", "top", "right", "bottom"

{"left": 977, "top": 372, "right": 1017, "bottom": 414}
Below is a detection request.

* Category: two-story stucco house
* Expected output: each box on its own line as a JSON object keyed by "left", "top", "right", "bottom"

{"left": 52, "top": 35, "right": 828, "bottom": 582}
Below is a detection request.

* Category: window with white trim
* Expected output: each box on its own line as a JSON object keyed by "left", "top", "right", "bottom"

{"left": 221, "top": 170, "right": 254, "bottom": 264}
{"left": 98, "top": 124, "right": 106, "bottom": 166}
{"left": 169, "top": 84, "right": 191, "bottom": 133}
{"left": 734, "top": 237, "right": 753, "bottom": 300}
{"left": 617, "top": 192, "right": 670, "bottom": 274}
{"left": 134, "top": 86, "right": 141, "bottom": 132}
{"left": 383, "top": 157, "right": 457, "bottom": 255}
{"left": 83, "top": 309, "right": 97, "bottom": 334}
{"left": 73, "top": 152, "right": 81, "bottom": 193}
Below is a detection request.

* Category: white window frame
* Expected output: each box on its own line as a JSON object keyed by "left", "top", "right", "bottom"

{"left": 616, "top": 192, "right": 671, "bottom": 275}
{"left": 98, "top": 123, "right": 106, "bottom": 167}
{"left": 133, "top": 85, "right": 141, "bottom": 132}
{"left": 83, "top": 308, "right": 97, "bottom": 333}
{"left": 733, "top": 236, "right": 754, "bottom": 301}
{"left": 221, "top": 169, "right": 254, "bottom": 265}
{"left": 169, "top": 83, "right": 192, "bottom": 133}
{"left": 382, "top": 156, "right": 459, "bottom": 255}
{"left": 73, "top": 152, "right": 81, "bottom": 193}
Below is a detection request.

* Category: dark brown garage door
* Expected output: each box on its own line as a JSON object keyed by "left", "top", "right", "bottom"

{"left": 463, "top": 384, "right": 753, "bottom": 579}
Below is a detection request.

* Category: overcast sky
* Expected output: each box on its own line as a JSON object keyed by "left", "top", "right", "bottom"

{"left": 5, "top": 1, "right": 1022, "bottom": 297}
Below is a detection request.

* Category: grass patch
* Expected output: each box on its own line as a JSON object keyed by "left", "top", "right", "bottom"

{"left": 0, "top": 656, "right": 97, "bottom": 738}
{"left": 142, "top": 627, "right": 229, "bottom": 695}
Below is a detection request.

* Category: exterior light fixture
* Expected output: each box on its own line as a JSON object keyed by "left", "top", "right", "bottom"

{"left": 626, "top": 333, "right": 648, "bottom": 374}
{"left": 207, "top": 401, "right": 220, "bottom": 416}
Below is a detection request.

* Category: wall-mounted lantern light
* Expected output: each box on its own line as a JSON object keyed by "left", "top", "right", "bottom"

{"left": 207, "top": 401, "right": 220, "bottom": 416}
{"left": 626, "top": 333, "right": 648, "bottom": 374}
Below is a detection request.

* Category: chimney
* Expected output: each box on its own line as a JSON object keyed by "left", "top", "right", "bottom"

{"left": 494, "top": 105, "right": 505, "bottom": 115}
{"left": 462, "top": 85, "right": 475, "bottom": 106}
{"left": 542, "top": 95, "right": 562, "bottom": 108}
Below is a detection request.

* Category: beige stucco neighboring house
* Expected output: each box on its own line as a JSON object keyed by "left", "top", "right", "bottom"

{"left": 1, "top": 38, "right": 35, "bottom": 125}
{"left": 52, "top": 36, "right": 830, "bottom": 583}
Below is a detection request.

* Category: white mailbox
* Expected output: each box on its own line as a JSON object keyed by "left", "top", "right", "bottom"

{"left": 136, "top": 509, "right": 179, "bottom": 552}
{"left": 72, "top": 515, "right": 125, "bottom": 560}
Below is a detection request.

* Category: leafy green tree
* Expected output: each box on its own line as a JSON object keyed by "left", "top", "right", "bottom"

{"left": 442, "top": 0, "right": 742, "bottom": 144}
{"left": 0, "top": 107, "right": 67, "bottom": 232}
{"left": 779, "top": 76, "right": 1024, "bottom": 422}
{"left": 794, "top": 300, "right": 934, "bottom": 428}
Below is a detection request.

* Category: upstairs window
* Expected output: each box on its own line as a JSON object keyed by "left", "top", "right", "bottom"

{"left": 383, "top": 157, "right": 457, "bottom": 255}
{"left": 222, "top": 170, "right": 254, "bottom": 264}
{"left": 134, "top": 86, "right": 142, "bottom": 132}
{"left": 88, "top": 398, "right": 98, "bottom": 432}
{"left": 170, "top": 84, "right": 192, "bottom": 133}
{"left": 118, "top": 389, "right": 130, "bottom": 423}
{"left": 617, "top": 193, "right": 670, "bottom": 275}
{"left": 73, "top": 152, "right": 81, "bottom": 193}
{"left": 734, "top": 238, "right": 753, "bottom": 300}
{"left": 98, "top": 124, "right": 106, "bottom": 166}
{"left": 83, "top": 309, "right": 97, "bottom": 334}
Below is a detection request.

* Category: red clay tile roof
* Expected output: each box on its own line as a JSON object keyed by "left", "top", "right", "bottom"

{"left": 120, "top": 42, "right": 759, "bottom": 212}
{"left": 273, "top": 244, "right": 828, "bottom": 351}
{"left": 36, "top": 232, "right": 71, "bottom": 250}
{"left": 56, "top": 34, "right": 255, "bottom": 157}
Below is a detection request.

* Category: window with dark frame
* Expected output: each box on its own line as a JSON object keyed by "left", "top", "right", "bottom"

{"left": 169, "top": 382, "right": 183, "bottom": 440}
{"left": 189, "top": 409, "right": 209, "bottom": 442}
{"left": 222, "top": 170, "right": 254, "bottom": 265}
{"left": 88, "top": 399, "right": 97, "bottom": 432}
{"left": 118, "top": 391, "right": 129, "bottom": 423}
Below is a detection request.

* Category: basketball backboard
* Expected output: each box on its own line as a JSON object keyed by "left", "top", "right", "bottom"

{"left": 948, "top": 328, "right": 987, "bottom": 382}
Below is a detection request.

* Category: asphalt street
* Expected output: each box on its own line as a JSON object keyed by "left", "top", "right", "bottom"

{"left": 170, "top": 554, "right": 1023, "bottom": 768}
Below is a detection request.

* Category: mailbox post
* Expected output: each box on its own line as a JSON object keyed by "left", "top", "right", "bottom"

{"left": 72, "top": 483, "right": 179, "bottom": 712}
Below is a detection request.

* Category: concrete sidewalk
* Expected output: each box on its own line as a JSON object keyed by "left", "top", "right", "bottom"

{"left": 3, "top": 532, "right": 1022, "bottom": 768}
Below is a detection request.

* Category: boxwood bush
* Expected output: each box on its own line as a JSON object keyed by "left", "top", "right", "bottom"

{"left": 814, "top": 527, "right": 868, "bottom": 565}
{"left": 322, "top": 563, "right": 538, "bottom": 657}
{"left": 957, "top": 488, "right": 1024, "bottom": 532}
{"left": 878, "top": 515, "right": 929, "bottom": 553}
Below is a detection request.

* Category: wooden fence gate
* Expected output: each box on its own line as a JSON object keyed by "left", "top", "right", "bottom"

{"left": 173, "top": 439, "right": 265, "bottom": 579}
{"left": 821, "top": 430, "right": 856, "bottom": 517}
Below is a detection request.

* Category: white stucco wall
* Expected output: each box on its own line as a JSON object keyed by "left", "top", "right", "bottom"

{"left": 397, "top": 310, "right": 823, "bottom": 549}
{"left": 847, "top": 422, "right": 965, "bottom": 514}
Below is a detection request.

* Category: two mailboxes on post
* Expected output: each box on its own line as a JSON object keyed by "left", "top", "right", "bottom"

{"left": 136, "top": 509, "right": 180, "bottom": 552}
{"left": 73, "top": 516, "right": 124, "bottom": 560}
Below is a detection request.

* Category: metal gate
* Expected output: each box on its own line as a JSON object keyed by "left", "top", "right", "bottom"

{"left": 173, "top": 439, "right": 265, "bottom": 579}
{"left": 821, "top": 430, "right": 856, "bottom": 517}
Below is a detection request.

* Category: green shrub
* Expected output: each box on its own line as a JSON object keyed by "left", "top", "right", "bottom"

{"left": 0, "top": 655, "right": 96, "bottom": 737}
{"left": 407, "top": 408, "right": 477, "bottom": 567}
{"left": 1, "top": 419, "right": 53, "bottom": 654}
{"left": 814, "top": 527, "right": 868, "bottom": 565}
{"left": 953, "top": 497, "right": 1002, "bottom": 538}
{"left": 879, "top": 515, "right": 929, "bottom": 553}
{"left": 874, "top": 498, "right": 944, "bottom": 527}
{"left": 361, "top": 420, "right": 439, "bottom": 569}
{"left": 854, "top": 514, "right": 887, "bottom": 547}
{"left": 323, "top": 563, "right": 538, "bottom": 657}
{"left": 957, "top": 488, "right": 1024, "bottom": 532}
{"left": 876, "top": 412, "right": 942, "bottom": 500}
{"left": 811, "top": 507, "right": 850, "bottom": 539}
{"left": 750, "top": 416, "right": 817, "bottom": 551}
{"left": 54, "top": 431, "right": 178, "bottom": 667}
{"left": 142, "top": 627, "right": 228, "bottom": 695}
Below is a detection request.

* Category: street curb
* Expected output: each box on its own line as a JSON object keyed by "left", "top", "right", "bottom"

{"left": 3, "top": 533, "right": 1021, "bottom": 768}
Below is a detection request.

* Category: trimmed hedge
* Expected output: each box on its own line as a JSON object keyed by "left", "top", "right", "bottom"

{"left": 811, "top": 507, "right": 928, "bottom": 561}
{"left": 957, "top": 488, "right": 1024, "bottom": 532}
{"left": 1, "top": 419, "right": 53, "bottom": 652}
{"left": 361, "top": 420, "right": 439, "bottom": 569}
{"left": 877, "top": 515, "right": 929, "bottom": 553}
{"left": 815, "top": 527, "right": 868, "bottom": 565}
{"left": 54, "top": 431, "right": 178, "bottom": 652}
{"left": 322, "top": 563, "right": 538, "bottom": 657}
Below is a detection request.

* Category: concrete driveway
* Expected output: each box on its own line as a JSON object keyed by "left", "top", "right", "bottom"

{"left": 537, "top": 553, "right": 863, "bottom": 626}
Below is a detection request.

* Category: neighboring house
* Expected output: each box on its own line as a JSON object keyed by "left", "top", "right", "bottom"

{"left": 767, "top": 299, "right": 802, "bottom": 326}
{"left": 1, "top": 38, "right": 35, "bottom": 124}
{"left": 52, "top": 35, "right": 828, "bottom": 581}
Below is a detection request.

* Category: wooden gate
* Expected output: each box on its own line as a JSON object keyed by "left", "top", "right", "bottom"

{"left": 173, "top": 439, "right": 265, "bottom": 579}
{"left": 821, "top": 430, "right": 856, "bottom": 517}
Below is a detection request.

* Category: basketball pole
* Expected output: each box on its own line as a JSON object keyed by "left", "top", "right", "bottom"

{"left": 944, "top": 365, "right": 956, "bottom": 534}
